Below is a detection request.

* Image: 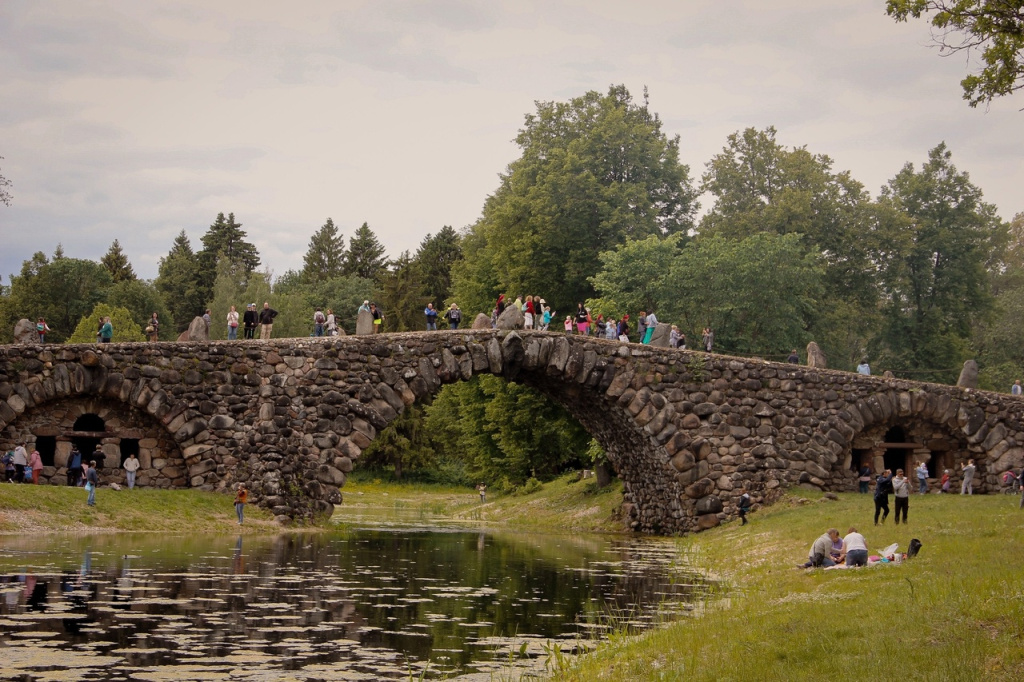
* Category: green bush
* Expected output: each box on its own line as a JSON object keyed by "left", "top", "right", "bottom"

{"left": 68, "top": 304, "right": 145, "bottom": 343}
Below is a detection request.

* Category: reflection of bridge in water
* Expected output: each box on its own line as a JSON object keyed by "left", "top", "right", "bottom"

{"left": 2, "top": 331, "right": 1022, "bottom": 533}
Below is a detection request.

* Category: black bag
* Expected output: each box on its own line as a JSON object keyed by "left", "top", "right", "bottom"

{"left": 907, "top": 538, "right": 922, "bottom": 559}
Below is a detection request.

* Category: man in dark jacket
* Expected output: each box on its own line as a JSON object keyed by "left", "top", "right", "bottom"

{"left": 874, "top": 468, "right": 893, "bottom": 525}
{"left": 259, "top": 302, "right": 278, "bottom": 340}
{"left": 243, "top": 304, "right": 258, "bottom": 339}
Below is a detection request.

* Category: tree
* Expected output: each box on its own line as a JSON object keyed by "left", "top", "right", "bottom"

{"left": 196, "top": 212, "right": 261, "bottom": 302}
{"left": 301, "top": 218, "right": 346, "bottom": 282}
{"left": 413, "top": 226, "right": 462, "bottom": 307}
{"left": 344, "top": 222, "right": 389, "bottom": 280}
{"left": 450, "top": 85, "right": 699, "bottom": 313}
{"left": 587, "top": 234, "right": 682, "bottom": 316}
{"left": 0, "top": 254, "right": 112, "bottom": 343}
{"left": 306, "top": 275, "right": 380, "bottom": 335}
{"left": 68, "top": 304, "right": 144, "bottom": 343}
{"left": 155, "top": 230, "right": 205, "bottom": 332}
{"left": 379, "top": 252, "right": 429, "bottom": 332}
{"left": 360, "top": 405, "right": 436, "bottom": 479}
{"left": 886, "top": 0, "right": 1024, "bottom": 106}
{"left": 872, "top": 143, "right": 1003, "bottom": 381}
{"left": 659, "top": 232, "right": 824, "bottom": 355}
{"left": 699, "top": 126, "right": 881, "bottom": 367}
{"left": 100, "top": 239, "right": 137, "bottom": 283}
{"left": 107, "top": 279, "right": 171, "bottom": 340}
{"left": 0, "top": 155, "right": 12, "bottom": 206}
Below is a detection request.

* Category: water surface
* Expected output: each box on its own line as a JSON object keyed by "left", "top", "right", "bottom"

{"left": 0, "top": 529, "right": 708, "bottom": 680}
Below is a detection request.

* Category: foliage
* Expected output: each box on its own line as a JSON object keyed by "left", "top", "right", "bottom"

{"left": 414, "top": 225, "right": 462, "bottom": 307}
{"left": 699, "top": 126, "right": 880, "bottom": 367}
{"left": 155, "top": 230, "right": 205, "bottom": 333}
{"left": 973, "top": 211, "right": 1024, "bottom": 390}
{"left": 344, "top": 222, "right": 389, "bottom": 281}
{"left": 0, "top": 154, "right": 11, "bottom": 206}
{"left": 195, "top": 212, "right": 261, "bottom": 304}
{"left": 0, "top": 251, "right": 112, "bottom": 343}
{"left": 871, "top": 143, "right": 1002, "bottom": 382}
{"left": 450, "top": 84, "right": 699, "bottom": 314}
{"left": 360, "top": 405, "right": 436, "bottom": 479}
{"left": 206, "top": 257, "right": 250, "bottom": 340}
{"left": 425, "top": 376, "right": 590, "bottom": 487}
{"left": 100, "top": 239, "right": 136, "bottom": 283}
{"left": 304, "top": 275, "right": 380, "bottom": 335}
{"left": 106, "top": 279, "right": 171, "bottom": 340}
{"left": 886, "top": 0, "right": 1024, "bottom": 106}
{"left": 379, "top": 251, "right": 428, "bottom": 332}
{"left": 587, "top": 233, "right": 682, "bottom": 316}
{"left": 68, "top": 303, "right": 144, "bottom": 343}
{"left": 301, "top": 217, "right": 346, "bottom": 282}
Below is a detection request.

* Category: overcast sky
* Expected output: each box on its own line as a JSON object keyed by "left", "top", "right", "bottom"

{"left": 1, "top": 0, "right": 1021, "bottom": 282}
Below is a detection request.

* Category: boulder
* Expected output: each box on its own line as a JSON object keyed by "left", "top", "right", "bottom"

{"left": 957, "top": 359, "right": 979, "bottom": 389}
{"left": 472, "top": 313, "right": 492, "bottom": 330}
{"left": 648, "top": 322, "right": 672, "bottom": 347}
{"left": 355, "top": 309, "right": 374, "bottom": 335}
{"left": 13, "top": 319, "right": 37, "bottom": 344}
{"left": 806, "top": 341, "right": 827, "bottom": 368}
{"left": 496, "top": 305, "right": 524, "bottom": 330}
{"left": 177, "top": 316, "right": 209, "bottom": 342}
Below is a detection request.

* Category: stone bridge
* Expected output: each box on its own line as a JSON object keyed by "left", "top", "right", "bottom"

{"left": 2, "top": 331, "right": 1022, "bottom": 533}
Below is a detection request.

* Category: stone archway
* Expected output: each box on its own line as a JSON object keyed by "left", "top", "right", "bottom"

{"left": 1, "top": 396, "right": 186, "bottom": 487}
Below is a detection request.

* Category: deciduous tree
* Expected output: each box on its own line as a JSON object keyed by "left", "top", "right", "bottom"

{"left": 450, "top": 85, "right": 698, "bottom": 313}
{"left": 886, "top": 0, "right": 1024, "bottom": 106}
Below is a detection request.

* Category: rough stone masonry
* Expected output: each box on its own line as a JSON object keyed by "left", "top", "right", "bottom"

{"left": 1, "top": 330, "right": 1022, "bottom": 532}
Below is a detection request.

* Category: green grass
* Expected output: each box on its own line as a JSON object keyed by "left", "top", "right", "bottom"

{"left": 333, "top": 473, "right": 625, "bottom": 533}
{"left": 552, "top": 491, "right": 1024, "bottom": 681}
{"left": 0, "top": 484, "right": 278, "bottom": 533}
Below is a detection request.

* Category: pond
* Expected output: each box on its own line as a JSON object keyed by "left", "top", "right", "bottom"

{"left": 0, "top": 528, "right": 709, "bottom": 680}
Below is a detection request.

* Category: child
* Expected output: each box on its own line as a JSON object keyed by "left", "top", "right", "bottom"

{"left": 564, "top": 316, "right": 573, "bottom": 334}
{"left": 940, "top": 469, "right": 951, "bottom": 493}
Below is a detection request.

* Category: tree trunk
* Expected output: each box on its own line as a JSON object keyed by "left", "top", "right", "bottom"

{"left": 595, "top": 461, "right": 612, "bottom": 488}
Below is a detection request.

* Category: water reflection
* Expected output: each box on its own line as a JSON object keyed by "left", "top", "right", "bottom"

{"left": 0, "top": 530, "right": 709, "bottom": 680}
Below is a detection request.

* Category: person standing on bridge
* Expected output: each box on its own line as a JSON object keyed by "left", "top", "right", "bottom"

{"left": 313, "top": 308, "right": 326, "bottom": 337}
{"left": 874, "top": 468, "right": 893, "bottom": 525}
{"left": 643, "top": 310, "right": 658, "bottom": 344}
{"left": 787, "top": 349, "right": 799, "bottom": 364}
{"left": 243, "top": 304, "right": 258, "bottom": 339}
{"left": 444, "top": 303, "right": 461, "bottom": 329}
{"left": 98, "top": 317, "right": 113, "bottom": 344}
{"left": 147, "top": 312, "right": 159, "bottom": 342}
{"left": 259, "top": 302, "right": 278, "bottom": 340}
{"left": 424, "top": 303, "right": 438, "bottom": 331}
{"left": 857, "top": 359, "right": 871, "bottom": 375}
{"left": 702, "top": 327, "right": 714, "bottom": 352}
{"left": 226, "top": 305, "right": 239, "bottom": 340}
{"left": 1013, "top": 380, "right": 1022, "bottom": 396}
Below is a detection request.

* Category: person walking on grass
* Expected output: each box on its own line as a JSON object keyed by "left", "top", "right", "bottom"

{"left": 738, "top": 489, "right": 752, "bottom": 525}
{"left": 234, "top": 484, "right": 248, "bottom": 525}
{"left": 961, "top": 459, "right": 976, "bottom": 495}
{"left": 13, "top": 442, "right": 28, "bottom": 484}
{"left": 123, "top": 453, "right": 140, "bottom": 489}
{"left": 892, "top": 468, "right": 910, "bottom": 525}
{"left": 874, "top": 468, "right": 893, "bottom": 525}
{"left": 85, "top": 460, "right": 99, "bottom": 506}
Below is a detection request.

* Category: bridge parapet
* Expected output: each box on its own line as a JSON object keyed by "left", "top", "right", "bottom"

{"left": 1, "top": 332, "right": 1022, "bottom": 532}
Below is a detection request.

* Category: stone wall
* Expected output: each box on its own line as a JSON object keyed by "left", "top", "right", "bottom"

{"left": 1, "top": 332, "right": 1023, "bottom": 532}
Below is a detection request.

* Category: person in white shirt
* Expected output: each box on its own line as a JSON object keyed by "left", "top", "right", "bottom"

{"left": 123, "top": 453, "right": 141, "bottom": 489}
{"left": 839, "top": 527, "right": 869, "bottom": 566}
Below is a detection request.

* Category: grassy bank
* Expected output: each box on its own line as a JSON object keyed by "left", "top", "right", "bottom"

{"left": 0, "top": 484, "right": 278, "bottom": 533}
{"left": 332, "top": 473, "right": 625, "bottom": 533}
{"left": 553, "top": 491, "right": 1024, "bottom": 681}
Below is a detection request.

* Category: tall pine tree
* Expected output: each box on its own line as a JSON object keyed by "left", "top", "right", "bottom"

{"left": 100, "top": 239, "right": 137, "bottom": 283}
{"left": 301, "top": 218, "right": 346, "bottom": 282}
{"left": 196, "top": 212, "right": 261, "bottom": 302}
{"left": 413, "top": 225, "right": 462, "bottom": 307}
{"left": 156, "top": 230, "right": 205, "bottom": 332}
{"left": 344, "top": 222, "right": 388, "bottom": 280}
